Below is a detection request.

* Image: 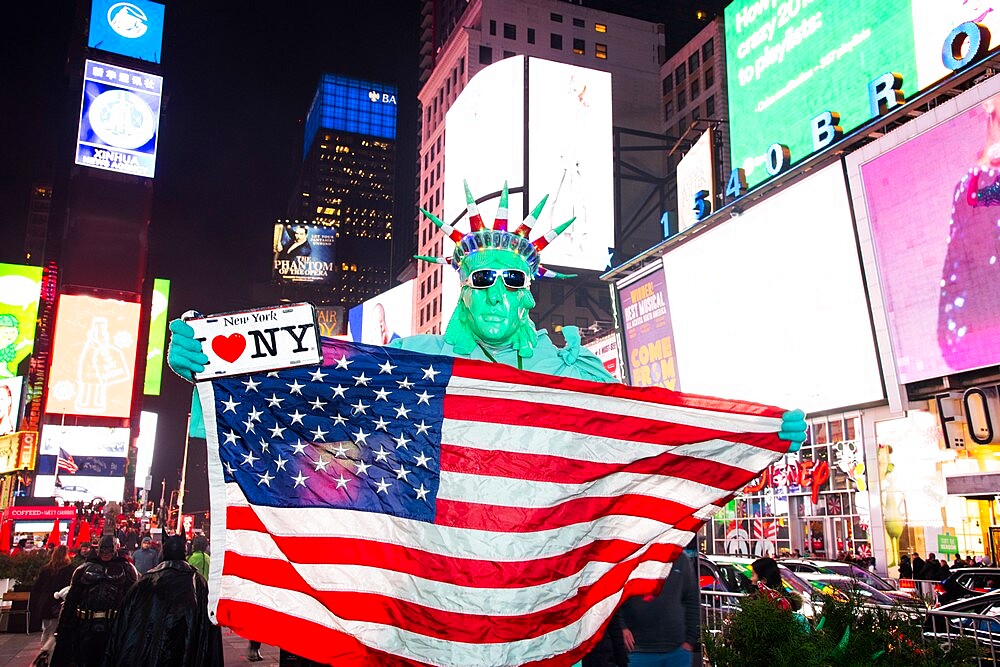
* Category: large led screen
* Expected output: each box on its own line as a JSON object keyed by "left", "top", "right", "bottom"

{"left": 0, "top": 263, "right": 43, "bottom": 379}
{"left": 660, "top": 164, "right": 883, "bottom": 413}
{"left": 88, "top": 0, "right": 165, "bottom": 64}
{"left": 724, "top": 0, "right": 1000, "bottom": 189}
{"left": 76, "top": 60, "right": 162, "bottom": 178}
{"left": 527, "top": 58, "right": 613, "bottom": 271}
{"left": 0, "top": 377, "right": 25, "bottom": 436}
{"left": 347, "top": 280, "right": 415, "bottom": 345}
{"left": 272, "top": 224, "right": 337, "bottom": 284}
{"left": 34, "top": 425, "right": 129, "bottom": 504}
{"left": 443, "top": 57, "right": 525, "bottom": 233}
{"left": 676, "top": 130, "right": 715, "bottom": 233}
{"left": 45, "top": 294, "right": 141, "bottom": 418}
{"left": 143, "top": 278, "right": 169, "bottom": 395}
{"left": 855, "top": 90, "right": 1000, "bottom": 383}
{"left": 618, "top": 267, "right": 680, "bottom": 390}
{"left": 134, "top": 410, "right": 156, "bottom": 491}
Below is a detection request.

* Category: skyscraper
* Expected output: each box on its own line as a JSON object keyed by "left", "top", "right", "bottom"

{"left": 284, "top": 74, "right": 398, "bottom": 308}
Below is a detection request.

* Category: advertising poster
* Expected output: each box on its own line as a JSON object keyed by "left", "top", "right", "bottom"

{"left": 87, "top": 0, "right": 165, "bottom": 63}
{"left": 0, "top": 377, "right": 25, "bottom": 436}
{"left": 527, "top": 58, "right": 614, "bottom": 271}
{"left": 347, "top": 280, "right": 415, "bottom": 345}
{"left": 45, "top": 294, "right": 141, "bottom": 419}
{"left": 676, "top": 130, "right": 716, "bottom": 232}
{"left": 618, "top": 268, "right": 679, "bottom": 389}
{"left": 134, "top": 411, "right": 157, "bottom": 493}
{"left": 315, "top": 306, "right": 347, "bottom": 338}
{"left": 0, "top": 263, "right": 43, "bottom": 379}
{"left": 0, "top": 431, "right": 38, "bottom": 475}
{"left": 143, "top": 278, "right": 170, "bottom": 395}
{"left": 76, "top": 60, "right": 163, "bottom": 178}
{"left": 857, "top": 94, "right": 1000, "bottom": 382}
{"left": 583, "top": 334, "right": 623, "bottom": 382}
{"left": 33, "top": 425, "right": 130, "bottom": 504}
{"left": 724, "top": 0, "right": 1000, "bottom": 189}
{"left": 272, "top": 224, "right": 337, "bottom": 284}
{"left": 660, "top": 163, "right": 882, "bottom": 413}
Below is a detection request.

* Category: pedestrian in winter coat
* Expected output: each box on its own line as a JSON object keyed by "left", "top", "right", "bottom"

{"left": 131, "top": 536, "right": 159, "bottom": 576}
{"left": 186, "top": 535, "right": 210, "bottom": 580}
{"left": 911, "top": 554, "right": 926, "bottom": 580}
{"left": 898, "top": 554, "right": 912, "bottom": 579}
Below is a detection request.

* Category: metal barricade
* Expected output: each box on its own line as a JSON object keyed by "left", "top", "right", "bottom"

{"left": 700, "top": 590, "right": 745, "bottom": 636}
{"left": 923, "top": 607, "right": 1000, "bottom": 665}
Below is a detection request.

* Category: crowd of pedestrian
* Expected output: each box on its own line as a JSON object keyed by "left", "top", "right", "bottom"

{"left": 898, "top": 551, "right": 992, "bottom": 581}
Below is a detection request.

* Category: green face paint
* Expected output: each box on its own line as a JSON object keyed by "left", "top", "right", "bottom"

{"left": 460, "top": 250, "right": 534, "bottom": 346}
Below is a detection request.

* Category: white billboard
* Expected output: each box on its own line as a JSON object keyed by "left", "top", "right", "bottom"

{"left": 34, "top": 425, "right": 129, "bottom": 503}
{"left": 660, "top": 163, "right": 883, "bottom": 413}
{"left": 0, "top": 376, "right": 24, "bottom": 436}
{"left": 583, "top": 334, "right": 622, "bottom": 382}
{"left": 347, "top": 280, "right": 416, "bottom": 345}
{"left": 527, "top": 58, "right": 613, "bottom": 271}
{"left": 135, "top": 410, "right": 157, "bottom": 492}
{"left": 444, "top": 56, "right": 613, "bottom": 272}
{"left": 675, "top": 130, "right": 715, "bottom": 233}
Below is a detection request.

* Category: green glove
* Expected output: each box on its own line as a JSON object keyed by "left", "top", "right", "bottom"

{"left": 778, "top": 409, "right": 807, "bottom": 452}
{"left": 167, "top": 316, "right": 208, "bottom": 382}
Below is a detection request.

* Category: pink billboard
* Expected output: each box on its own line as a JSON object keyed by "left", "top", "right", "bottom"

{"left": 859, "top": 96, "right": 1000, "bottom": 383}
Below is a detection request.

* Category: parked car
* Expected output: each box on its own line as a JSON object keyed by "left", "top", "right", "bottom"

{"left": 798, "top": 573, "right": 926, "bottom": 618}
{"left": 781, "top": 558, "right": 924, "bottom": 607}
{"left": 935, "top": 568, "right": 1000, "bottom": 606}
{"left": 924, "top": 590, "right": 1000, "bottom": 664}
{"left": 707, "top": 554, "right": 820, "bottom": 618}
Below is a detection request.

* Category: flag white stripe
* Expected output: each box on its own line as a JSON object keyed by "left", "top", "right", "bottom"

{"left": 442, "top": 418, "right": 780, "bottom": 470}
{"left": 437, "top": 468, "right": 731, "bottom": 510}
{"left": 446, "top": 374, "right": 782, "bottom": 433}
{"left": 220, "top": 560, "right": 672, "bottom": 667}
{"left": 227, "top": 528, "right": 688, "bottom": 616}
{"left": 226, "top": 484, "right": 694, "bottom": 562}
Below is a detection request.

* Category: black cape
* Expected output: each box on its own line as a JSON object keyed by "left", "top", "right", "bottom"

{"left": 101, "top": 560, "right": 223, "bottom": 667}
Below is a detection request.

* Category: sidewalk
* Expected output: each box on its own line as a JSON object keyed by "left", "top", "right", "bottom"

{"left": 0, "top": 627, "right": 282, "bottom": 665}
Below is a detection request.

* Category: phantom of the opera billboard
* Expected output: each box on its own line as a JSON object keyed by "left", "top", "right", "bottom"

{"left": 273, "top": 223, "right": 337, "bottom": 284}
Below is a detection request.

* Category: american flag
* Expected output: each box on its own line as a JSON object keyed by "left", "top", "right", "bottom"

{"left": 56, "top": 448, "right": 78, "bottom": 474}
{"left": 198, "top": 339, "right": 790, "bottom": 666}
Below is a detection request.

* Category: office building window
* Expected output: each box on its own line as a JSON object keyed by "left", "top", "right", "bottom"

{"left": 503, "top": 50, "right": 515, "bottom": 58}
{"left": 527, "top": 27, "right": 535, "bottom": 44}
{"left": 459, "top": 56, "right": 465, "bottom": 75}
{"left": 595, "top": 23, "right": 607, "bottom": 33}
{"left": 573, "top": 17, "right": 585, "bottom": 27}
{"left": 662, "top": 74, "right": 673, "bottom": 94}
{"left": 664, "top": 100, "right": 673, "bottom": 121}
{"left": 551, "top": 33, "right": 562, "bottom": 49}
{"left": 688, "top": 51, "right": 700, "bottom": 71}
{"left": 705, "top": 95, "right": 715, "bottom": 117}
{"left": 595, "top": 43, "right": 607, "bottom": 59}
{"left": 677, "top": 90, "right": 686, "bottom": 110}
{"left": 573, "top": 38, "right": 585, "bottom": 55}
{"left": 479, "top": 45, "right": 492, "bottom": 64}
{"left": 675, "top": 63, "right": 686, "bottom": 83}
{"left": 504, "top": 23, "right": 516, "bottom": 39}
{"left": 489, "top": 20, "right": 496, "bottom": 36}
{"left": 691, "top": 78, "right": 699, "bottom": 99}
{"left": 702, "top": 38, "right": 714, "bottom": 60}
{"left": 705, "top": 66, "right": 714, "bottom": 87}
{"left": 551, "top": 12, "right": 563, "bottom": 22}
{"left": 689, "top": 104, "right": 699, "bottom": 119}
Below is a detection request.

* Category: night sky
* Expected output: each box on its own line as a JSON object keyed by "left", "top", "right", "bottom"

{"left": 1, "top": 0, "right": 419, "bottom": 514}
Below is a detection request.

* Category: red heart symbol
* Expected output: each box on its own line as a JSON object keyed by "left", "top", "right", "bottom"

{"left": 212, "top": 334, "right": 246, "bottom": 363}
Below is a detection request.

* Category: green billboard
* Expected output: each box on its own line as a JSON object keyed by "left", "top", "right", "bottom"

{"left": 143, "top": 278, "right": 170, "bottom": 395}
{"left": 724, "top": 0, "right": 999, "bottom": 188}
{"left": 0, "top": 263, "right": 43, "bottom": 379}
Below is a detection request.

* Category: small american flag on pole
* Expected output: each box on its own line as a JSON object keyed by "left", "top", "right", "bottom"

{"left": 56, "top": 448, "right": 79, "bottom": 474}
{"left": 198, "top": 339, "right": 790, "bottom": 666}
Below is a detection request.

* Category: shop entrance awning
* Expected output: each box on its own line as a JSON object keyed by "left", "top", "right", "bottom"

{"left": 946, "top": 473, "right": 1000, "bottom": 500}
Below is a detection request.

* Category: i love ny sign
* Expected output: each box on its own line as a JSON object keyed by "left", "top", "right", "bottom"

{"left": 186, "top": 303, "right": 322, "bottom": 380}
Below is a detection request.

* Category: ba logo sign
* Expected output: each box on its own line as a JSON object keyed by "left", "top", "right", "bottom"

{"left": 368, "top": 90, "right": 397, "bottom": 105}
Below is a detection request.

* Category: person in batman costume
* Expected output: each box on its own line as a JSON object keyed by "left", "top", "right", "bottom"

{"left": 50, "top": 536, "right": 137, "bottom": 667}
{"left": 101, "top": 535, "right": 223, "bottom": 667}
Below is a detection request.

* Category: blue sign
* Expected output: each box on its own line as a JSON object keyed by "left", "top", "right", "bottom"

{"left": 76, "top": 60, "right": 163, "bottom": 178}
{"left": 303, "top": 74, "right": 397, "bottom": 159}
{"left": 88, "top": 0, "right": 165, "bottom": 64}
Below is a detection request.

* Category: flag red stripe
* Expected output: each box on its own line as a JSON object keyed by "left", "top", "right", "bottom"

{"left": 221, "top": 542, "right": 683, "bottom": 643}
{"left": 440, "top": 442, "right": 765, "bottom": 489}
{"left": 451, "top": 357, "right": 787, "bottom": 418}
{"left": 442, "top": 394, "right": 787, "bottom": 453}
{"left": 436, "top": 493, "right": 707, "bottom": 534}
{"left": 228, "top": 505, "right": 672, "bottom": 589}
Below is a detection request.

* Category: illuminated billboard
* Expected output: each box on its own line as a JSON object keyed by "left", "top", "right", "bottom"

{"left": 724, "top": 0, "right": 1000, "bottom": 188}
{"left": 0, "top": 263, "right": 43, "bottom": 379}
{"left": 660, "top": 163, "right": 883, "bottom": 413}
{"left": 143, "top": 278, "right": 169, "bottom": 395}
{"left": 315, "top": 306, "right": 347, "bottom": 338}
{"left": 850, "top": 79, "right": 1000, "bottom": 383}
{"left": 34, "top": 425, "right": 129, "bottom": 503}
{"left": 0, "top": 377, "right": 25, "bottom": 436}
{"left": 347, "top": 280, "right": 415, "bottom": 345}
{"left": 45, "top": 294, "right": 141, "bottom": 418}
{"left": 76, "top": 60, "right": 162, "bottom": 178}
{"left": 617, "top": 266, "right": 679, "bottom": 389}
{"left": 88, "top": 0, "right": 165, "bottom": 64}
{"left": 303, "top": 74, "right": 397, "bottom": 159}
{"left": 584, "top": 334, "right": 623, "bottom": 382}
{"left": 676, "top": 130, "right": 715, "bottom": 232}
{"left": 135, "top": 411, "right": 156, "bottom": 491}
{"left": 0, "top": 431, "right": 38, "bottom": 475}
{"left": 272, "top": 224, "right": 337, "bottom": 284}
{"left": 527, "top": 58, "right": 613, "bottom": 271}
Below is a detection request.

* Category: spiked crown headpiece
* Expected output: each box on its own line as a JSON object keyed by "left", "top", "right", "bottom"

{"left": 416, "top": 181, "right": 577, "bottom": 280}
